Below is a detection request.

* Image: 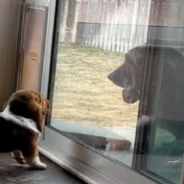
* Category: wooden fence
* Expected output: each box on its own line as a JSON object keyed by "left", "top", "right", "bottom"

{"left": 60, "top": 0, "right": 184, "bottom": 53}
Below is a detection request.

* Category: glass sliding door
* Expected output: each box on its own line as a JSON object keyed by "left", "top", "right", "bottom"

{"left": 41, "top": 0, "right": 184, "bottom": 184}
{"left": 133, "top": 46, "right": 184, "bottom": 184}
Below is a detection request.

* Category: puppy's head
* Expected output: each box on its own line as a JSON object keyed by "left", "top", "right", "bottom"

{"left": 29, "top": 90, "right": 51, "bottom": 115}
{"left": 4, "top": 90, "right": 51, "bottom": 132}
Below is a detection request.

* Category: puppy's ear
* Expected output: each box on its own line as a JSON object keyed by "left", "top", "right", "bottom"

{"left": 46, "top": 100, "right": 50, "bottom": 110}
{"left": 42, "top": 100, "right": 50, "bottom": 113}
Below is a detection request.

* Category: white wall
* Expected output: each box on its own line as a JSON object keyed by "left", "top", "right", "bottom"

{"left": 0, "top": 0, "right": 21, "bottom": 109}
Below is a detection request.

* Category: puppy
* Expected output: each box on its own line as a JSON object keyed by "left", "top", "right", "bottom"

{"left": 1, "top": 90, "right": 50, "bottom": 170}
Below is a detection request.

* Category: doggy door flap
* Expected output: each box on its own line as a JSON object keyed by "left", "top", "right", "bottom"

{"left": 19, "top": 5, "right": 47, "bottom": 91}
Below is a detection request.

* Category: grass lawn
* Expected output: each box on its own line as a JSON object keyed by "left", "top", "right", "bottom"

{"left": 52, "top": 44, "right": 138, "bottom": 128}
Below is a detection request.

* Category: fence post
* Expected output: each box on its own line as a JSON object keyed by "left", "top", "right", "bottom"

{"left": 64, "top": 0, "right": 77, "bottom": 43}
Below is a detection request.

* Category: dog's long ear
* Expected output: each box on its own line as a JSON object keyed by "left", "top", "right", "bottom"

{"left": 42, "top": 99, "right": 50, "bottom": 114}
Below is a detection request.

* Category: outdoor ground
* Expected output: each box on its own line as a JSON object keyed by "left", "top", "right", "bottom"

{"left": 52, "top": 44, "right": 138, "bottom": 128}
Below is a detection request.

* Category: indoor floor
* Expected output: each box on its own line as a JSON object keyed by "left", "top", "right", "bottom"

{"left": 0, "top": 154, "right": 87, "bottom": 184}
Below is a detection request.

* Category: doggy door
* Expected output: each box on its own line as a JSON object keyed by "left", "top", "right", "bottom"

{"left": 18, "top": 4, "right": 47, "bottom": 91}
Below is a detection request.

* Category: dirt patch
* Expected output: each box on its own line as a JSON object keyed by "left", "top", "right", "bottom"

{"left": 52, "top": 44, "right": 139, "bottom": 127}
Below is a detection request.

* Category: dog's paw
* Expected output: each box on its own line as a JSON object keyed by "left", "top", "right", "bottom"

{"left": 138, "top": 115, "right": 155, "bottom": 126}
{"left": 30, "top": 162, "right": 47, "bottom": 170}
{"left": 25, "top": 156, "right": 47, "bottom": 170}
{"left": 11, "top": 151, "right": 26, "bottom": 165}
{"left": 15, "top": 157, "right": 26, "bottom": 165}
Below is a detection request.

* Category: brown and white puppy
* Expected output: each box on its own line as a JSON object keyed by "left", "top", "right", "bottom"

{"left": 1, "top": 90, "right": 50, "bottom": 170}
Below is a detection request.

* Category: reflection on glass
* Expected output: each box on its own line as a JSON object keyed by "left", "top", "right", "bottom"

{"left": 49, "top": 0, "right": 184, "bottom": 184}
{"left": 136, "top": 47, "right": 184, "bottom": 184}
{"left": 51, "top": 0, "right": 141, "bottom": 167}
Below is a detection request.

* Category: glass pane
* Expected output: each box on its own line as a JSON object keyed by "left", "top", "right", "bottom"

{"left": 136, "top": 47, "right": 184, "bottom": 184}
{"left": 47, "top": 0, "right": 184, "bottom": 184}
{"left": 49, "top": 0, "right": 142, "bottom": 167}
